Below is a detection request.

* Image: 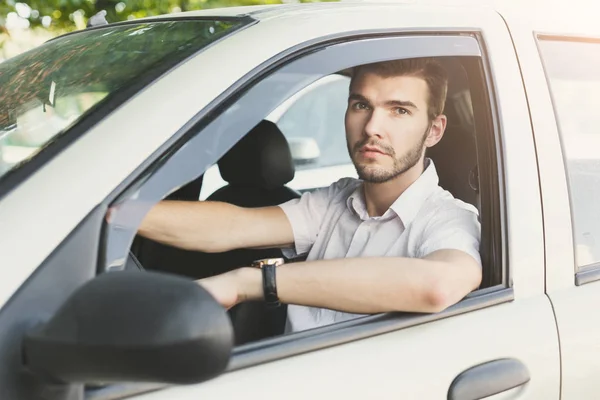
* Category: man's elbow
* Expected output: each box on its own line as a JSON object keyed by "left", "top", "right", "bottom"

{"left": 422, "top": 268, "right": 482, "bottom": 313}
{"left": 420, "top": 283, "right": 454, "bottom": 313}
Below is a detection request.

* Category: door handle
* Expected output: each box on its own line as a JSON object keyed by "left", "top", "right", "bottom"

{"left": 448, "top": 358, "right": 530, "bottom": 400}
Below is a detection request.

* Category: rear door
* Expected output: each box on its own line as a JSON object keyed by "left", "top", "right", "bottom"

{"left": 510, "top": 9, "right": 600, "bottom": 399}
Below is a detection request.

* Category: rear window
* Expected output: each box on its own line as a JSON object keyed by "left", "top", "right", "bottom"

{"left": 0, "top": 18, "right": 246, "bottom": 184}
{"left": 538, "top": 37, "right": 600, "bottom": 268}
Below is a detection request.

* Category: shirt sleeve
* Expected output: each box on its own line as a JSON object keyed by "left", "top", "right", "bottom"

{"left": 278, "top": 186, "right": 332, "bottom": 256}
{"left": 416, "top": 205, "right": 482, "bottom": 266}
{"left": 278, "top": 178, "right": 357, "bottom": 257}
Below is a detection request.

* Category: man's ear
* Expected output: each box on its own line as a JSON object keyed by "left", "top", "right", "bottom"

{"left": 425, "top": 114, "right": 447, "bottom": 148}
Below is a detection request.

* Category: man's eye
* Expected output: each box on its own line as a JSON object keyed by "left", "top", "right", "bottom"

{"left": 393, "top": 107, "right": 409, "bottom": 115}
{"left": 352, "top": 102, "right": 369, "bottom": 110}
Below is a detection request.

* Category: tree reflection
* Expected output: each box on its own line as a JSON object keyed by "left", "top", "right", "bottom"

{"left": 0, "top": 19, "right": 236, "bottom": 176}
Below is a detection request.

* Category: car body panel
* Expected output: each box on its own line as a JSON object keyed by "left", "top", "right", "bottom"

{"left": 132, "top": 298, "right": 559, "bottom": 400}
{"left": 505, "top": 9, "right": 600, "bottom": 399}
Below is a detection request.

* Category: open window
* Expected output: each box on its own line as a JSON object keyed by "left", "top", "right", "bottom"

{"left": 102, "top": 34, "right": 505, "bottom": 350}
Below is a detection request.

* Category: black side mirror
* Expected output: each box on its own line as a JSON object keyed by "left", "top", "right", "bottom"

{"left": 22, "top": 271, "right": 233, "bottom": 384}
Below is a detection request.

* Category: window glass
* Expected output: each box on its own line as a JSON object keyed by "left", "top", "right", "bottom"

{"left": 538, "top": 38, "right": 600, "bottom": 268}
{"left": 270, "top": 74, "right": 352, "bottom": 169}
{"left": 199, "top": 74, "right": 356, "bottom": 199}
{"left": 0, "top": 19, "right": 245, "bottom": 181}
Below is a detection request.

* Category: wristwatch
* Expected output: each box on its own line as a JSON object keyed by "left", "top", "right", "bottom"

{"left": 250, "top": 258, "right": 284, "bottom": 308}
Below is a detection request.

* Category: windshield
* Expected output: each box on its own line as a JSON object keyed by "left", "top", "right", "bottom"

{"left": 0, "top": 18, "right": 247, "bottom": 183}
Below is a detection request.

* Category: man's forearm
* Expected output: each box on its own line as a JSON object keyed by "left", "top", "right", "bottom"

{"left": 137, "top": 200, "right": 295, "bottom": 253}
{"left": 237, "top": 250, "right": 481, "bottom": 313}
{"left": 137, "top": 201, "right": 240, "bottom": 252}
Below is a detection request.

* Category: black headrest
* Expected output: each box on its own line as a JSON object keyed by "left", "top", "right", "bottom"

{"left": 218, "top": 120, "right": 295, "bottom": 190}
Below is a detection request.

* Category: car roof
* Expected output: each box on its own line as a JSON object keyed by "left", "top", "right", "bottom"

{"left": 138, "top": 1, "right": 489, "bottom": 20}
{"left": 137, "top": 0, "right": 600, "bottom": 37}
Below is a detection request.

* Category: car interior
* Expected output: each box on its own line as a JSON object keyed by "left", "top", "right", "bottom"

{"left": 126, "top": 57, "right": 491, "bottom": 346}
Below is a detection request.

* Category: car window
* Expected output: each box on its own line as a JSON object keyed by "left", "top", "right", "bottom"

{"left": 0, "top": 18, "right": 246, "bottom": 183}
{"left": 268, "top": 74, "right": 352, "bottom": 169}
{"left": 199, "top": 75, "right": 356, "bottom": 199}
{"left": 103, "top": 34, "right": 506, "bottom": 379}
{"left": 538, "top": 38, "right": 600, "bottom": 268}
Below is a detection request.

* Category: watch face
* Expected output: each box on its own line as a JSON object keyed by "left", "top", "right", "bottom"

{"left": 252, "top": 258, "right": 285, "bottom": 268}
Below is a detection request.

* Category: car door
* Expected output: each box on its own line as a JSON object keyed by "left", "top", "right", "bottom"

{"left": 509, "top": 9, "right": 600, "bottom": 400}
{"left": 104, "top": 6, "right": 558, "bottom": 400}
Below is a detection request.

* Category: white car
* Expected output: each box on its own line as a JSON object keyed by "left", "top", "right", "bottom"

{"left": 0, "top": 2, "right": 599, "bottom": 399}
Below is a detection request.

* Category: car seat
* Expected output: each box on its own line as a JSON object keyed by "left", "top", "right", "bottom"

{"left": 136, "top": 120, "right": 299, "bottom": 345}
{"left": 202, "top": 120, "right": 300, "bottom": 345}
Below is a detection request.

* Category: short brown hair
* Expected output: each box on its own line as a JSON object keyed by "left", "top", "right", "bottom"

{"left": 350, "top": 58, "right": 448, "bottom": 120}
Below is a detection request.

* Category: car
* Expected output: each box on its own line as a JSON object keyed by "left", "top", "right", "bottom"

{"left": 0, "top": 1, "right": 599, "bottom": 399}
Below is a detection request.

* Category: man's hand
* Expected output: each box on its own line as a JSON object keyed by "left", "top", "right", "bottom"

{"left": 105, "top": 206, "right": 117, "bottom": 223}
{"left": 196, "top": 268, "right": 263, "bottom": 310}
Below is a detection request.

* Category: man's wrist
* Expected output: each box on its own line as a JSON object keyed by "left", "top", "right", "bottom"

{"left": 236, "top": 267, "right": 263, "bottom": 302}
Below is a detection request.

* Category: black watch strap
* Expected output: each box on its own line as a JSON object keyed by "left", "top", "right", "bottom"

{"left": 261, "top": 264, "right": 280, "bottom": 308}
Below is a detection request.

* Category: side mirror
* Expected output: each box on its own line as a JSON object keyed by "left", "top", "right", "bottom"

{"left": 23, "top": 271, "right": 233, "bottom": 384}
{"left": 288, "top": 137, "right": 320, "bottom": 166}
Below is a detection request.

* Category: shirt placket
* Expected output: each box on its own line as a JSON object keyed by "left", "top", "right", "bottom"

{"left": 346, "top": 219, "right": 374, "bottom": 258}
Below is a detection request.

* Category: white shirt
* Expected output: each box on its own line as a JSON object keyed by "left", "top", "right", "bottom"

{"left": 278, "top": 159, "right": 481, "bottom": 332}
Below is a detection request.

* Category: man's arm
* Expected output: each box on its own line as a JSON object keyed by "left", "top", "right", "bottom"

{"left": 199, "top": 249, "right": 482, "bottom": 313}
{"left": 137, "top": 200, "right": 294, "bottom": 253}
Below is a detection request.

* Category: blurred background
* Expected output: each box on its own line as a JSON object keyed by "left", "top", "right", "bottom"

{"left": 0, "top": 0, "right": 336, "bottom": 61}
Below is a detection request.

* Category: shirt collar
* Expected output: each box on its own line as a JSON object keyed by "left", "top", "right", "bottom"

{"left": 346, "top": 158, "right": 440, "bottom": 226}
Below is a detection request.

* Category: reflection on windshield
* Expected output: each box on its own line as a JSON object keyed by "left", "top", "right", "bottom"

{"left": 0, "top": 92, "right": 107, "bottom": 175}
{"left": 0, "top": 19, "right": 243, "bottom": 181}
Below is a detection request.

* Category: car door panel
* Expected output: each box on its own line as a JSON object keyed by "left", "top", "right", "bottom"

{"left": 132, "top": 297, "right": 558, "bottom": 400}
{"left": 546, "top": 286, "right": 600, "bottom": 398}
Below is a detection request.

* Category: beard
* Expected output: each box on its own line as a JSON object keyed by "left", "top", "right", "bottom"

{"left": 350, "top": 124, "right": 430, "bottom": 184}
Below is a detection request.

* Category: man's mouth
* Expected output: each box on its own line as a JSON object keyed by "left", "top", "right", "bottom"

{"left": 359, "top": 145, "right": 387, "bottom": 156}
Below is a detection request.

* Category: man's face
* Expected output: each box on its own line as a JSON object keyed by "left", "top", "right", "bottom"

{"left": 345, "top": 72, "right": 443, "bottom": 183}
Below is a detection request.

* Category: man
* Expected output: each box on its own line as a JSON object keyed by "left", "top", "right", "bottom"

{"left": 137, "top": 58, "right": 482, "bottom": 332}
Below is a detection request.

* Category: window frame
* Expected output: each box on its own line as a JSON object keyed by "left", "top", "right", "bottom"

{"left": 535, "top": 33, "right": 600, "bottom": 285}
{"left": 97, "top": 30, "right": 509, "bottom": 399}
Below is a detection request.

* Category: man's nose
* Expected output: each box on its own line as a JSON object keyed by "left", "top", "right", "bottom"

{"left": 363, "top": 109, "right": 384, "bottom": 139}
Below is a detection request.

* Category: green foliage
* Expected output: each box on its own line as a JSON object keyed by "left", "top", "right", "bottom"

{"left": 0, "top": 0, "right": 337, "bottom": 32}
